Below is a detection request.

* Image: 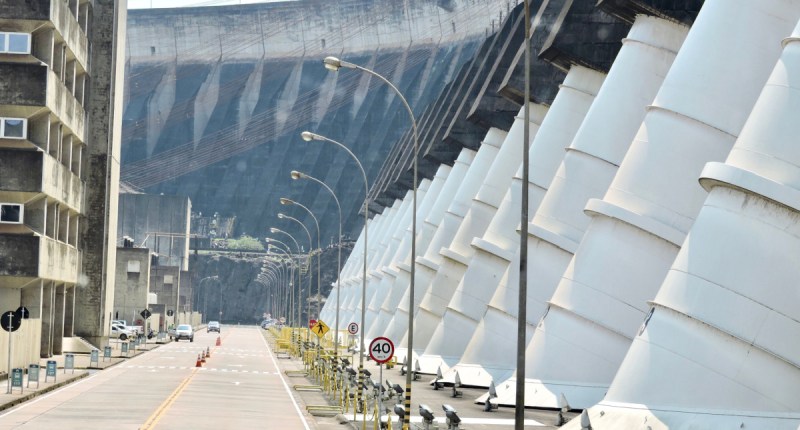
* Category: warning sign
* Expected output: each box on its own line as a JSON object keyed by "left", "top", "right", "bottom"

{"left": 310, "top": 319, "right": 330, "bottom": 338}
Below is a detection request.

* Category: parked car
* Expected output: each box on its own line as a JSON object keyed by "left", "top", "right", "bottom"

{"left": 171, "top": 324, "right": 194, "bottom": 342}
{"left": 207, "top": 321, "right": 220, "bottom": 333}
{"left": 111, "top": 324, "right": 134, "bottom": 341}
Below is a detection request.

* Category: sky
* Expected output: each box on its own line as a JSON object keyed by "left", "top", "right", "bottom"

{"left": 128, "top": 0, "right": 296, "bottom": 9}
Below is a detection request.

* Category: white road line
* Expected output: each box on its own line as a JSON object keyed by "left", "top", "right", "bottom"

{"left": 259, "top": 328, "right": 312, "bottom": 430}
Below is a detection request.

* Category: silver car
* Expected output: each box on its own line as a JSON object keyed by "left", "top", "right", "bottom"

{"left": 171, "top": 324, "right": 194, "bottom": 342}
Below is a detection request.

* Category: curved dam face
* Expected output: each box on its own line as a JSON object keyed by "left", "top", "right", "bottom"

{"left": 121, "top": 0, "right": 506, "bottom": 242}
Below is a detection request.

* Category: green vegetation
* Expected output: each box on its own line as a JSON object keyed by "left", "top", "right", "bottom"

{"left": 226, "top": 235, "right": 265, "bottom": 251}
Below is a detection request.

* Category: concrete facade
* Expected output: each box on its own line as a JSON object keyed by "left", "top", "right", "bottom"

{"left": 121, "top": 0, "right": 512, "bottom": 248}
{"left": 0, "top": 0, "right": 125, "bottom": 373}
{"left": 113, "top": 247, "right": 151, "bottom": 328}
{"left": 117, "top": 193, "right": 191, "bottom": 270}
{"left": 75, "top": 0, "right": 126, "bottom": 348}
{"left": 150, "top": 265, "right": 180, "bottom": 331}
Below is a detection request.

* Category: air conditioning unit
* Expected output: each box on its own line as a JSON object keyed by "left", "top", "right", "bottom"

{"left": 0, "top": 203, "right": 23, "bottom": 224}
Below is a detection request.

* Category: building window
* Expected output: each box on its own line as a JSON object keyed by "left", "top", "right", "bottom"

{"left": 0, "top": 118, "right": 27, "bottom": 139}
{"left": 0, "top": 203, "right": 23, "bottom": 224}
{"left": 0, "top": 32, "right": 31, "bottom": 54}
{"left": 127, "top": 260, "right": 141, "bottom": 273}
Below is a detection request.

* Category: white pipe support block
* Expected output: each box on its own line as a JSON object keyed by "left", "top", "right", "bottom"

{"left": 439, "top": 66, "right": 606, "bottom": 334}
{"left": 364, "top": 192, "right": 416, "bottom": 325}
{"left": 368, "top": 172, "right": 449, "bottom": 340}
{"left": 580, "top": 17, "right": 800, "bottom": 428}
{"left": 414, "top": 106, "right": 548, "bottom": 371}
{"left": 396, "top": 128, "right": 507, "bottom": 354}
{"left": 381, "top": 149, "right": 476, "bottom": 343}
{"left": 528, "top": 0, "right": 800, "bottom": 413}
{"left": 457, "top": 15, "right": 688, "bottom": 390}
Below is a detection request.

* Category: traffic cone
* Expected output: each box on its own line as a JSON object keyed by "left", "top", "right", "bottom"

{"left": 206, "top": 347, "right": 211, "bottom": 358}
{"left": 201, "top": 351, "right": 207, "bottom": 363}
{"left": 196, "top": 354, "right": 202, "bottom": 367}
{"left": 216, "top": 336, "right": 221, "bottom": 346}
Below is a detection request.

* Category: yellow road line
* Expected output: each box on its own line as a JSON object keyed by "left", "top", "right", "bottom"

{"left": 140, "top": 368, "right": 198, "bottom": 429}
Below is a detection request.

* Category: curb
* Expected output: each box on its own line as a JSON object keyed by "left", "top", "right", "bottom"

{"left": 1, "top": 343, "right": 163, "bottom": 412}
{"left": 0, "top": 372, "right": 89, "bottom": 412}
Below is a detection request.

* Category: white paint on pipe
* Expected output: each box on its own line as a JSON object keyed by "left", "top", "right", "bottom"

{"left": 459, "top": 15, "right": 688, "bottom": 390}
{"left": 519, "top": 0, "right": 800, "bottom": 411}
{"left": 424, "top": 66, "right": 605, "bottom": 375}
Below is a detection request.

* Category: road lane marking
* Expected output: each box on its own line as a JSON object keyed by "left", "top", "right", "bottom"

{"left": 140, "top": 368, "right": 199, "bottom": 430}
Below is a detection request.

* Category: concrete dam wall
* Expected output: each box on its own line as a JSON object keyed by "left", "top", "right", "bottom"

{"left": 121, "top": 0, "right": 514, "bottom": 244}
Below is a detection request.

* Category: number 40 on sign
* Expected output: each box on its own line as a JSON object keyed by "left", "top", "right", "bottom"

{"left": 368, "top": 337, "right": 394, "bottom": 364}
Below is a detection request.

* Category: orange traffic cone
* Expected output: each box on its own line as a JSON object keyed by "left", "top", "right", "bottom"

{"left": 201, "top": 351, "right": 207, "bottom": 363}
{"left": 206, "top": 347, "right": 211, "bottom": 358}
{"left": 216, "top": 336, "right": 221, "bottom": 346}
{"left": 196, "top": 354, "right": 202, "bottom": 367}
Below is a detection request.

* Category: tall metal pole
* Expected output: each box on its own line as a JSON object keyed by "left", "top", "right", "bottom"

{"left": 516, "top": 0, "right": 532, "bottom": 428}
{"left": 300, "top": 131, "right": 369, "bottom": 416}
{"left": 280, "top": 198, "right": 322, "bottom": 327}
{"left": 319, "top": 57, "right": 420, "bottom": 429}
{"left": 279, "top": 213, "right": 314, "bottom": 341}
{"left": 291, "top": 171, "right": 343, "bottom": 358}
{"left": 270, "top": 228, "right": 301, "bottom": 330}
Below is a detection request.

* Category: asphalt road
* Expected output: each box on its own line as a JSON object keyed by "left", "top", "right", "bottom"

{"left": 0, "top": 326, "right": 312, "bottom": 430}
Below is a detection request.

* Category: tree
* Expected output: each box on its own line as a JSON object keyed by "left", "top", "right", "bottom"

{"left": 227, "top": 235, "right": 265, "bottom": 251}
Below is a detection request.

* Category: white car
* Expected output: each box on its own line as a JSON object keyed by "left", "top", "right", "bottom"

{"left": 171, "top": 324, "right": 194, "bottom": 342}
{"left": 111, "top": 324, "right": 134, "bottom": 340}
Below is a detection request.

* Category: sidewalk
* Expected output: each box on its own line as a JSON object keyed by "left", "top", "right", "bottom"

{"left": 0, "top": 337, "right": 167, "bottom": 412}
{"left": 264, "top": 331, "right": 576, "bottom": 430}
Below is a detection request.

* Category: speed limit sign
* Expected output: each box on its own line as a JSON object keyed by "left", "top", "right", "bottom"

{"left": 368, "top": 337, "right": 394, "bottom": 364}
{"left": 347, "top": 322, "right": 359, "bottom": 335}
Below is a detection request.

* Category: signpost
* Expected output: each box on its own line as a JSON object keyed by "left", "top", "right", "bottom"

{"left": 45, "top": 360, "right": 57, "bottom": 383}
{"left": 140, "top": 309, "right": 152, "bottom": 320}
{"left": 2, "top": 310, "right": 22, "bottom": 394}
{"left": 104, "top": 346, "right": 112, "bottom": 361}
{"left": 27, "top": 364, "right": 40, "bottom": 388}
{"left": 347, "top": 322, "right": 359, "bottom": 335}
{"left": 310, "top": 320, "right": 329, "bottom": 338}
{"left": 15, "top": 306, "right": 29, "bottom": 319}
{"left": 368, "top": 337, "right": 395, "bottom": 428}
{"left": 308, "top": 319, "right": 317, "bottom": 329}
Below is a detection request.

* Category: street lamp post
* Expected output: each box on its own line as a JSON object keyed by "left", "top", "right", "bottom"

{"left": 278, "top": 212, "right": 314, "bottom": 340}
{"left": 300, "top": 131, "right": 369, "bottom": 415}
{"left": 265, "top": 242, "right": 294, "bottom": 325}
{"left": 291, "top": 170, "right": 343, "bottom": 359}
{"left": 322, "top": 56, "right": 419, "bottom": 428}
{"left": 280, "top": 198, "right": 322, "bottom": 331}
{"left": 270, "top": 227, "right": 302, "bottom": 329}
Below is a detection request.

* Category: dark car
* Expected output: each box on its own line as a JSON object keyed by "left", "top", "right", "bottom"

{"left": 207, "top": 321, "right": 220, "bottom": 333}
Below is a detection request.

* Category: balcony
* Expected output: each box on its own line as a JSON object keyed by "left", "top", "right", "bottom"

{"left": 0, "top": 63, "right": 85, "bottom": 141}
{"left": 0, "top": 234, "right": 80, "bottom": 287}
{"left": 0, "top": 0, "right": 89, "bottom": 69}
{"left": 0, "top": 149, "right": 83, "bottom": 212}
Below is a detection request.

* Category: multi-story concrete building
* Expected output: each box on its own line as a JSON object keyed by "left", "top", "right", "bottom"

{"left": 116, "top": 192, "right": 193, "bottom": 329}
{"left": 0, "top": 0, "right": 126, "bottom": 373}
